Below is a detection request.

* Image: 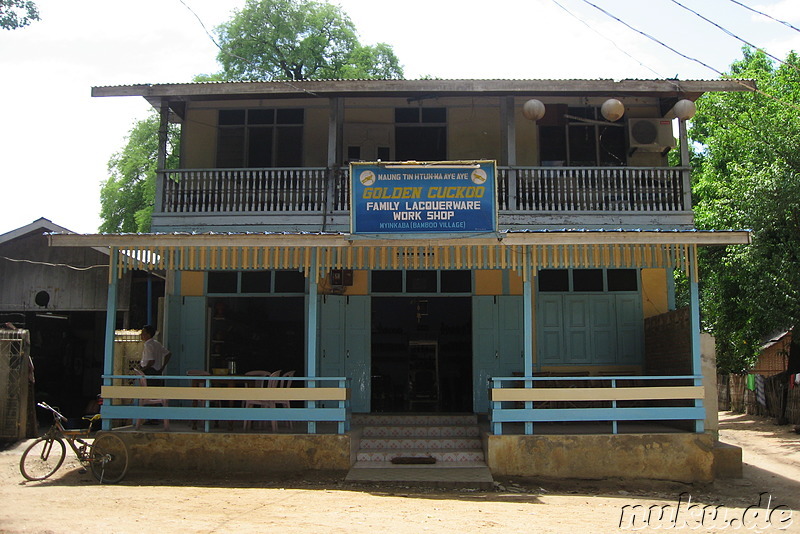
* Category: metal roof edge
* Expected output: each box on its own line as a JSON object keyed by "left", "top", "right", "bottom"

{"left": 91, "top": 78, "right": 756, "bottom": 99}
{"left": 47, "top": 229, "right": 751, "bottom": 248}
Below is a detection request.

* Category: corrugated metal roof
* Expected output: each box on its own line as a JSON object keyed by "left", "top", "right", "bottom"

{"left": 92, "top": 78, "right": 756, "bottom": 102}
{"left": 760, "top": 329, "right": 792, "bottom": 350}
{"left": 94, "top": 77, "right": 752, "bottom": 88}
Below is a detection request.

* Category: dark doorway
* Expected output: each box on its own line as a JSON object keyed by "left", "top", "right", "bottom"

{"left": 1, "top": 311, "right": 106, "bottom": 420}
{"left": 371, "top": 297, "right": 472, "bottom": 412}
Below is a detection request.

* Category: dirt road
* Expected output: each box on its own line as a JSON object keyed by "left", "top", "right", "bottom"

{"left": 1, "top": 412, "right": 798, "bottom": 533}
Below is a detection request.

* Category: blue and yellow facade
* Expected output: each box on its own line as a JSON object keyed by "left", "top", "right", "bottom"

{"left": 49, "top": 79, "right": 753, "bottom": 480}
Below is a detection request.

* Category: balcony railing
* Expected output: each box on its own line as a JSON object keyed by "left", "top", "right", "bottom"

{"left": 160, "top": 168, "right": 334, "bottom": 213}
{"left": 156, "top": 166, "right": 690, "bottom": 228}
{"left": 489, "top": 375, "right": 705, "bottom": 435}
{"left": 498, "top": 167, "right": 687, "bottom": 212}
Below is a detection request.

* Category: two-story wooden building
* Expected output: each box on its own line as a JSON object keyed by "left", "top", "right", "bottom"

{"left": 50, "top": 79, "right": 752, "bottom": 481}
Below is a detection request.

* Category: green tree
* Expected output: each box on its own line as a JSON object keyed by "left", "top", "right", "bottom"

{"left": 1, "top": 0, "right": 39, "bottom": 30}
{"left": 690, "top": 48, "right": 800, "bottom": 372}
{"left": 339, "top": 42, "right": 404, "bottom": 80}
{"left": 99, "top": 113, "right": 180, "bottom": 233}
{"left": 215, "top": 0, "right": 403, "bottom": 80}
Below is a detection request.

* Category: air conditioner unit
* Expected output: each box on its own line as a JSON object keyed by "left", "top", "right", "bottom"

{"left": 628, "top": 118, "right": 676, "bottom": 152}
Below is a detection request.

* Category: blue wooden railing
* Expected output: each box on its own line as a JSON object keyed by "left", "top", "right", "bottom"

{"left": 489, "top": 375, "right": 705, "bottom": 435}
{"left": 100, "top": 375, "right": 350, "bottom": 434}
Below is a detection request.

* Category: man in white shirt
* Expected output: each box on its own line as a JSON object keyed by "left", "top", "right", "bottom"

{"left": 139, "top": 324, "right": 171, "bottom": 375}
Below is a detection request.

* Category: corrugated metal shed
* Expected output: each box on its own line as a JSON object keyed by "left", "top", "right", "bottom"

{"left": 0, "top": 218, "right": 130, "bottom": 312}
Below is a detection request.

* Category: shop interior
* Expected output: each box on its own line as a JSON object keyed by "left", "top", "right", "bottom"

{"left": 208, "top": 297, "right": 305, "bottom": 376}
{"left": 371, "top": 296, "right": 473, "bottom": 413}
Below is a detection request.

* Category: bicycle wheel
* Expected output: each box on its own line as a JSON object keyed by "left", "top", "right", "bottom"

{"left": 20, "top": 437, "right": 66, "bottom": 481}
{"left": 89, "top": 433, "right": 129, "bottom": 484}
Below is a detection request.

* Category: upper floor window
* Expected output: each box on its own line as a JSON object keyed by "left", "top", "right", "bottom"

{"left": 538, "top": 269, "right": 638, "bottom": 292}
{"left": 216, "top": 109, "right": 304, "bottom": 168}
{"left": 372, "top": 269, "right": 471, "bottom": 293}
{"left": 394, "top": 107, "right": 447, "bottom": 161}
{"left": 539, "top": 106, "right": 626, "bottom": 167}
{"left": 207, "top": 270, "right": 306, "bottom": 294}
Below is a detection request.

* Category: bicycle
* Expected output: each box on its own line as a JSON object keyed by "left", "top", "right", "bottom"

{"left": 20, "top": 402, "right": 129, "bottom": 484}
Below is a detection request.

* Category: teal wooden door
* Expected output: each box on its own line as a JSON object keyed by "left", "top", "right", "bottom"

{"left": 472, "top": 296, "right": 524, "bottom": 413}
{"left": 615, "top": 295, "right": 643, "bottom": 363}
{"left": 538, "top": 295, "right": 563, "bottom": 364}
{"left": 536, "top": 293, "right": 643, "bottom": 365}
{"left": 564, "top": 296, "right": 592, "bottom": 363}
{"left": 166, "top": 295, "right": 182, "bottom": 376}
{"left": 319, "top": 296, "right": 345, "bottom": 380}
{"left": 166, "top": 296, "right": 207, "bottom": 377}
{"left": 473, "top": 297, "right": 495, "bottom": 413}
{"left": 590, "top": 295, "right": 615, "bottom": 363}
{"left": 318, "top": 296, "right": 371, "bottom": 412}
{"left": 346, "top": 296, "right": 371, "bottom": 413}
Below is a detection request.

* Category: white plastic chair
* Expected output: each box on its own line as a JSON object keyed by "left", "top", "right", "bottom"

{"left": 243, "top": 370, "right": 281, "bottom": 431}
{"left": 274, "top": 370, "right": 295, "bottom": 429}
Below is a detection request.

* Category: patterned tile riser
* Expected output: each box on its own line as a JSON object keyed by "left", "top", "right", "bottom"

{"left": 353, "top": 415, "right": 487, "bottom": 466}
{"left": 361, "top": 426, "right": 480, "bottom": 438}
{"left": 359, "top": 438, "right": 482, "bottom": 449}
{"left": 351, "top": 414, "right": 478, "bottom": 426}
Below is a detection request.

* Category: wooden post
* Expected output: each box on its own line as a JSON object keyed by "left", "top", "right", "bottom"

{"left": 501, "top": 96, "right": 518, "bottom": 211}
{"left": 325, "top": 98, "right": 343, "bottom": 227}
{"left": 102, "top": 247, "right": 119, "bottom": 431}
{"left": 679, "top": 119, "right": 692, "bottom": 211}
{"left": 689, "top": 246, "right": 705, "bottom": 433}
{"left": 154, "top": 100, "right": 170, "bottom": 215}
{"left": 306, "top": 249, "right": 319, "bottom": 434}
{"left": 524, "top": 251, "right": 534, "bottom": 435}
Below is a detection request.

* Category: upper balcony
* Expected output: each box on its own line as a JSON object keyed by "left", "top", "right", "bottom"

{"left": 152, "top": 165, "right": 692, "bottom": 233}
{"left": 90, "top": 79, "right": 754, "bottom": 234}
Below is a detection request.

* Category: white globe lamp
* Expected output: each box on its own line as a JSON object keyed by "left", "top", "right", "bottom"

{"left": 672, "top": 99, "right": 697, "bottom": 120}
{"left": 600, "top": 98, "right": 625, "bottom": 122}
{"left": 522, "top": 99, "right": 546, "bottom": 122}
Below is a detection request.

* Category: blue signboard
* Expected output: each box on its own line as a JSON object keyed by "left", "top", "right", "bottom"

{"left": 350, "top": 161, "right": 497, "bottom": 234}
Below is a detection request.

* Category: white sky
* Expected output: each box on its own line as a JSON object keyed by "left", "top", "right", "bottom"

{"left": 1, "top": 0, "right": 799, "bottom": 235}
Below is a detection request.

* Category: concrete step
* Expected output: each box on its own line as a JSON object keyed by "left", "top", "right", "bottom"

{"left": 357, "top": 448, "right": 485, "bottom": 463}
{"left": 350, "top": 412, "right": 490, "bottom": 488}
{"left": 351, "top": 460, "right": 489, "bottom": 469}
